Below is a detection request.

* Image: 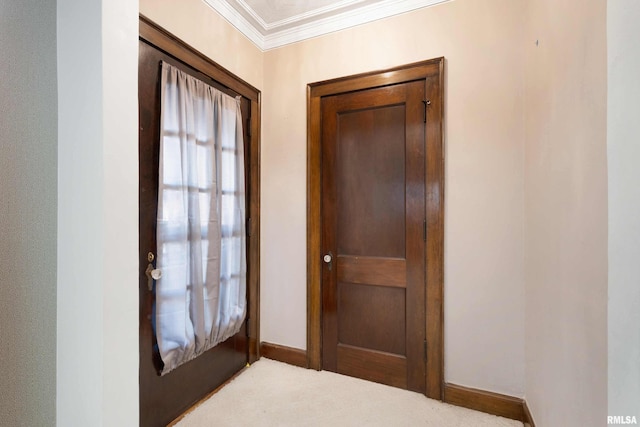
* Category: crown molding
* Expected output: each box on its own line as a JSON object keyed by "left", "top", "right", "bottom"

{"left": 203, "top": 0, "right": 265, "bottom": 47}
{"left": 232, "top": 0, "right": 270, "bottom": 30}
{"left": 203, "top": 0, "right": 451, "bottom": 51}
{"left": 263, "top": 0, "right": 450, "bottom": 50}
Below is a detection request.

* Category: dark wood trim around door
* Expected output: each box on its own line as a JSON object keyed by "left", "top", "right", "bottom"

{"left": 139, "top": 16, "right": 259, "bottom": 103}
{"left": 139, "top": 15, "right": 261, "bottom": 364}
{"left": 306, "top": 58, "right": 445, "bottom": 400}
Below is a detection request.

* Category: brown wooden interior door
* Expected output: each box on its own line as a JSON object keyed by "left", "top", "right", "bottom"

{"left": 321, "top": 80, "right": 427, "bottom": 393}
{"left": 138, "top": 39, "right": 250, "bottom": 427}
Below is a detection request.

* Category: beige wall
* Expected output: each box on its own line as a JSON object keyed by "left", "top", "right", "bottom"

{"left": 0, "top": 1, "right": 57, "bottom": 424}
{"left": 262, "top": 0, "right": 526, "bottom": 396}
{"left": 608, "top": 0, "right": 640, "bottom": 420}
{"left": 523, "top": 0, "right": 608, "bottom": 425}
{"left": 140, "top": 0, "right": 264, "bottom": 90}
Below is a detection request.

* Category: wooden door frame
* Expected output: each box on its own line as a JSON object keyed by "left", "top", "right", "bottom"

{"left": 139, "top": 15, "right": 261, "bottom": 363}
{"left": 306, "top": 58, "right": 444, "bottom": 399}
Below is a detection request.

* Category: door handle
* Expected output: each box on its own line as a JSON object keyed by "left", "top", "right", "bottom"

{"left": 323, "top": 252, "right": 333, "bottom": 271}
{"left": 145, "top": 263, "right": 162, "bottom": 291}
{"left": 145, "top": 251, "right": 162, "bottom": 291}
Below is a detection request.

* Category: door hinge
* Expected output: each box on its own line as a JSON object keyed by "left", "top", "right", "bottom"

{"left": 247, "top": 217, "right": 252, "bottom": 237}
{"left": 424, "top": 340, "right": 428, "bottom": 361}
{"left": 422, "top": 100, "right": 431, "bottom": 123}
{"left": 423, "top": 219, "right": 427, "bottom": 241}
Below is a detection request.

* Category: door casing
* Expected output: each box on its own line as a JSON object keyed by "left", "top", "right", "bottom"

{"left": 306, "top": 58, "right": 445, "bottom": 399}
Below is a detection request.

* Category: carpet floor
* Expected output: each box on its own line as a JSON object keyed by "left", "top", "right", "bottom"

{"left": 176, "top": 359, "right": 523, "bottom": 427}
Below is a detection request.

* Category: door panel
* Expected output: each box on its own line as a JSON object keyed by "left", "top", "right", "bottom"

{"left": 336, "top": 104, "right": 406, "bottom": 258}
{"left": 337, "top": 256, "right": 406, "bottom": 288}
{"left": 338, "top": 282, "right": 406, "bottom": 354}
{"left": 322, "top": 81, "right": 426, "bottom": 393}
{"left": 138, "top": 40, "right": 249, "bottom": 427}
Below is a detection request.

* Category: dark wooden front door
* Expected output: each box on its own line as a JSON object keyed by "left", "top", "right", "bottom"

{"left": 138, "top": 39, "right": 250, "bottom": 427}
{"left": 321, "top": 81, "right": 427, "bottom": 393}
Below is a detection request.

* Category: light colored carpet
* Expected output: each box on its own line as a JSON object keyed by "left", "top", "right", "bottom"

{"left": 176, "top": 359, "right": 523, "bottom": 427}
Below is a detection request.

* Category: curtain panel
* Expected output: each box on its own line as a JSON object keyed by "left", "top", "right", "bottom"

{"left": 155, "top": 61, "right": 247, "bottom": 375}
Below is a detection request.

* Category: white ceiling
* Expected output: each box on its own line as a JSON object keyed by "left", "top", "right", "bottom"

{"left": 203, "top": 0, "right": 450, "bottom": 50}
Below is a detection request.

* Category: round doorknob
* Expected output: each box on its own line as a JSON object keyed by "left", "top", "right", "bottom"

{"left": 323, "top": 254, "right": 332, "bottom": 263}
{"left": 151, "top": 268, "right": 162, "bottom": 280}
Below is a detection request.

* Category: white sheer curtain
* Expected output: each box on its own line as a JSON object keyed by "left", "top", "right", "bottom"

{"left": 155, "top": 61, "right": 246, "bottom": 375}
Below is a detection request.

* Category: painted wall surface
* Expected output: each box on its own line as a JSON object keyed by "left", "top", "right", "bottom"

{"left": 523, "top": 0, "right": 608, "bottom": 425}
{"left": 261, "top": 0, "right": 526, "bottom": 396}
{"left": 139, "top": 0, "right": 264, "bottom": 90}
{"left": 0, "top": 1, "right": 58, "bottom": 424}
{"left": 608, "top": 0, "right": 640, "bottom": 420}
{"left": 57, "top": 0, "right": 139, "bottom": 424}
{"left": 101, "top": 1, "right": 140, "bottom": 424}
